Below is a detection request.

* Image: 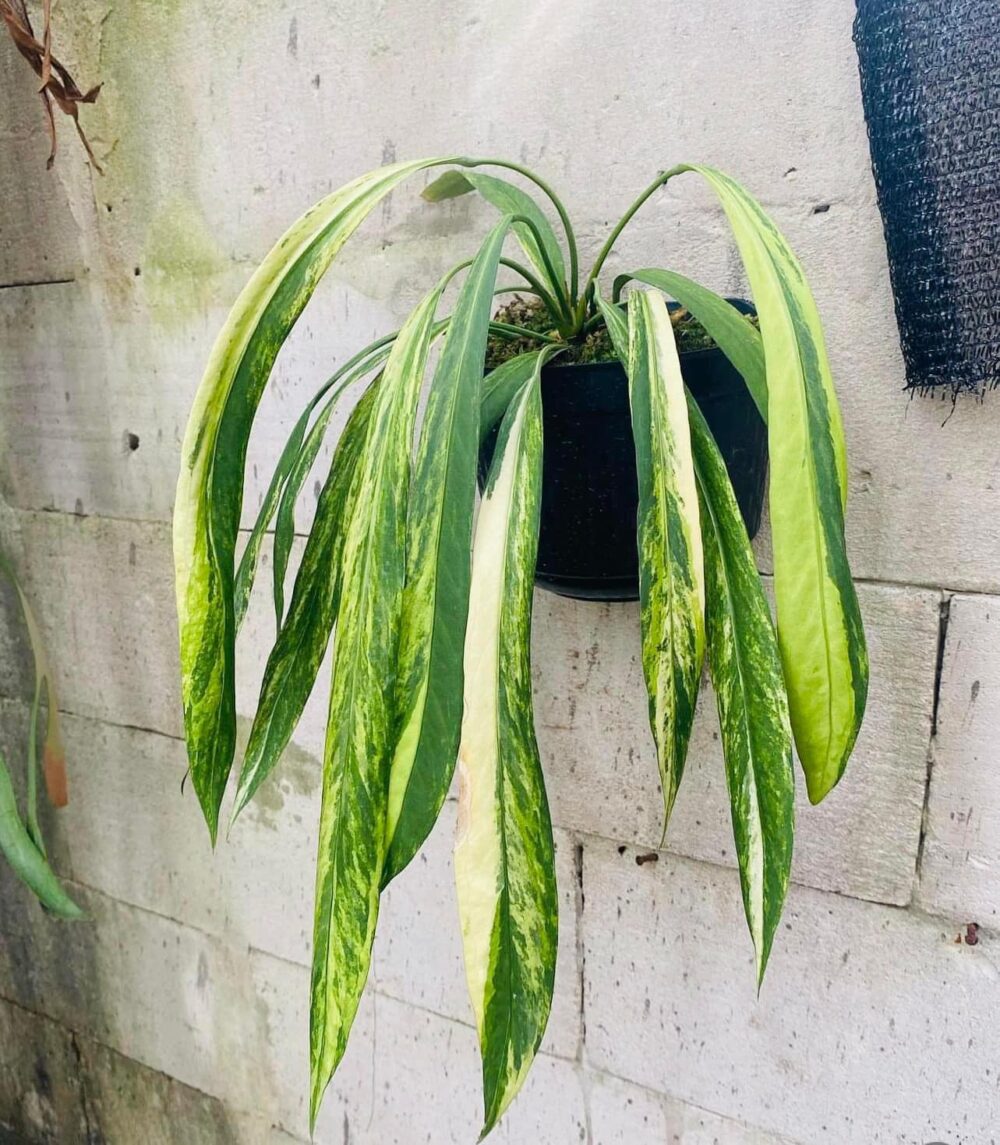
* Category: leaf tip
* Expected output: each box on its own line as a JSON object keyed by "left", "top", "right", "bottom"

{"left": 804, "top": 765, "right": 842, "bottom": 806}
{"left": 755, "top": 951, "right": 768, "bottom": 995}
{"left": 308, "top": 1064, "right": 329, "bottom": 1137}
{"left": 421, "top": 170, "right": 473, "bottom": 203}
{"left": 228, "top": 783, "right": 252, "bottom": 836}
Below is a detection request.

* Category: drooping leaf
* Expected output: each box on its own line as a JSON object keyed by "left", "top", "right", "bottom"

{"left": 626, "top": 291, "right": 706, "bottom": 831}
{"left": 309, "top": 289, "right": 439, "bottom": 1125}
{"left": 615, "top": 267, "right": 767, "bottom": 418}
{"left": 235, "top": 331, "right": 421, "bottom": 633}
{"left": 480, "top": 351, "right": 543, "bottom": 443}
{"left": 234, "top": 403, "right": 309, "bottom": 633}
{"left": 269, "top": 362, "right": 378, "bottom": 630}
{"left": 677, "top": 164, "right": 867, "bottom": 802}
{"left": 174, "top": 156, "right": 453, "bottom": 841}
{"left": 0, "top": 749, "right": 81, "bottom": 919}
{"left": 688, "top": 397, "right": 793, "bottom": 983}
{"left": 382, "top": 218, "right": 514, "bottom": 886}
{"left": 423, "top": 170, "right": 567, "bottom": 304}
{"left": 270, "top": 404, "right": 332, "bottom": 629}
{"left": 454, "top": 363, "right": 556, "bottom": 1136}
{"left": 231, "top": 380, "right": 379, "bottom": 823}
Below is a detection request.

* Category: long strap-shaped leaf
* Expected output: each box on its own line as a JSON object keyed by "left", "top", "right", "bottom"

{"left": 615, "top": 267, "right": 767, "bottom": 418}
{"left": 626, "top": 291, "right": 706, "bottom": 832}
{"left": 688, "top": 398, "right": 793, "bottom": 983}
{"left": 455, "top": 363, "right": 556, "bottom": 1137}
{"left": 423, "top": 170, "right": 567, "bottom": 310}
{"left": 234, "top": 327, "right": 432, "bottom": 632}
{"left": 676, "top": 165, "right": 867, "bottom": 802}
{"left": 174, "top": 156, "right": 453, "bottom": 841}
{"left": 382, "top": 218, "right": 514, "bottom": 886}
{"left": 268, "top": 353, "right": 391, "bottom": 631}
{"left": 230, "top": 381, "right": 379, "bottom": 822}
{"left": 233, "top": 402, "right": 311, "bottom": 632}
{"left": 309, "top": 290, "right": 439, "bottom": 1125}
{"left": 480, "top": 351, "right": 544, "bottom": 443}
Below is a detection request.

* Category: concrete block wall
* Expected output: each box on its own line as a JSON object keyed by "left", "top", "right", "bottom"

{"left": 0, "top": 2, "right": 997, "bottom": 1142}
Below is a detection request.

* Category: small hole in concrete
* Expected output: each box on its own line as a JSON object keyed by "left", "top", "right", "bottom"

{"left": 811, "top": 202, "right": 831, "bottom": 215}
{"left": 125, "top": 432, "right": 140, "bottom": 452}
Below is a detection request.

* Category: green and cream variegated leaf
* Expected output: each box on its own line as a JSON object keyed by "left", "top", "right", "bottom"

{"left": 234, "top": 403, "right": 310, "bottom": 633}
{"left": 688, "top": 397, "right": 793, "bottom": 983}
{"left": 677, "top": 165, "right": 867, "bottom": 802}
{"left": 234, "top": 328, "right": 431, "bottom": 633}
{"left": 423, "top": 170, "right": 567, "bottom": 306}
{"left": 595, "top": 288, "right": 629, "bottom": 359}
{"left": 454, "top": 364, "right": 556, "bottom": 1137}
{"left": 480, "top": 351, "right": 544, "bottom": 444}
{"left": 309, "top": 289, "right": 440, "bottom": 1124}
{"left": 174, "top": 156, "right": 453, "bottom": 841}
{"left": 615, "top": 267, "right": 767, "bottom": 418}
{"left": 230, "top": 381, "right": 379, "bottom": 823}
{"left": 270, "top": 393, "right": 340, "bottom": 629}
{"left": 627, "top": 291, "right": 706, "bottom": 831}
{"left": 382, "top": 218, "right": 514, "bottom": 886}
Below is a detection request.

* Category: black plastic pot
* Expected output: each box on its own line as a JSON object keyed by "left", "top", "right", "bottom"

{"left": 479, "top": 302, "right": 767, "bottom": 602}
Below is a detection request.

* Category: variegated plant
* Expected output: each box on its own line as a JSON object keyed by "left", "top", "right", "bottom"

{"left": 173, "top": 157, "right": 868, "bottom": 1135}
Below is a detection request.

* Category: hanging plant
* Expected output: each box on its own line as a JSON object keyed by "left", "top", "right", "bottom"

{"left": 173, "top": 157, "right": 868, "bottom": 1135}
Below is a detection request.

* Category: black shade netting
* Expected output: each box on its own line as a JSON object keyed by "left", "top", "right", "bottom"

{"left": 854, "top": 0, "right": 1000, "bottom": 395}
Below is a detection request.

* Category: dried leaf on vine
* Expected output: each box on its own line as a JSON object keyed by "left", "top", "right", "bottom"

{"left": 1, "top": 0, "right": 103, "bottom": 171}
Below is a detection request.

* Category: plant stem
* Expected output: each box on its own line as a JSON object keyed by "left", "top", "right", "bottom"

{"left": 462, "top": 157, "right": 580, "bottom": 306}
{"left": 488, "top": 322, "right": 561, "bottom": 345}
{"left": 499, "top": 258, "right": 562, "bottom": 320}
{"left": 505, "top": 212, "right": 575, "bottom": 327}
{"left": 577, "top": 165, "right": 686, "bottom": 326}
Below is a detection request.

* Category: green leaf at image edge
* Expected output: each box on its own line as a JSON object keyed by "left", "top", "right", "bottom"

{"left": 0, "top": 751, "right": 82, "bottom": 919}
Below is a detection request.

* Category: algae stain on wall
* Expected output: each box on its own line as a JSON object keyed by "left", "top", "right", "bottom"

{"left": 232, "top": 715, "right": 321, "bottom": 833}
{"left": 142, "top": 197, "right": 232, "bottom": 326}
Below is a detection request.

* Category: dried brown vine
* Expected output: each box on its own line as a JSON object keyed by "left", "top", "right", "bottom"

{"left": 1, "top": 0, "right": 102, "bottom": 170}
